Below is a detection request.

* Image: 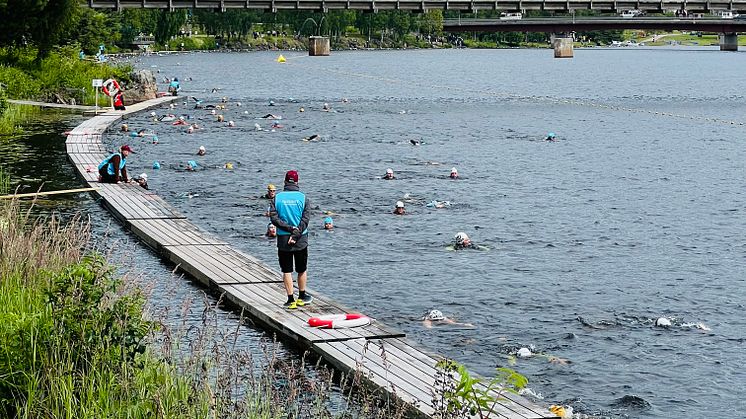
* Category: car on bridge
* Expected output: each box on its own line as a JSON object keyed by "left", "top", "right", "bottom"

{"left": 620, "top": 9, "right": 644, "bottom": 18}
{"left": 499, "top": 12, "right": 523, "bottom": 20}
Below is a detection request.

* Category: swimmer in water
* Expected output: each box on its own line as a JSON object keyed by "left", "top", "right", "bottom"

{"left": 186, "top": 160, "right": 198, "bottom": 171}
{"left": 132, "top": 173, "right": 149, "bottom": 190}
{"left": 173, "top": 117, "right": 189, "bottom": 126}
{"left": 271, "top": 121, "right": 283, "bottom": 129}
{"left": 410, "top": 139, "right": 421, "bottom": 146}
{"left": 261, "top": 114, "right": 281, "bottom": 119}
{"left": 393, "top": 201, "right": 405, "bottom": 215}
{"left": 263, "top": 184, "right": 277, "bottom": 199}
{"left": 427, "top": 200, "right": 451, "bottom": 209}
{"left": 302, "top": 134, "right": 320, "bottom": 142}
{"left": 545, "top": 132, "right": 557, "bottom": 142}
{"left": 448, "top": 232, "right": 486, "bottom": 251}
{"left": 265, "top": 223, "right": 277, "bottom": 238}
{"left": 186, "top": 126, "right": 194, "bottom": 134}
{"left": 299, "top": 107, "right": 305, "bottom": 112}
{"left": 269, "top": 100, "right": 275, "bottom": 106}
{"left": 197, "top": 145, "right": 206, "bottom": 156}
{"left": 322, "top": 103, "right": 331, "bottom": 111}
{"left": 421, "top": 310, "right": 473, "bottom": 329}
{"left": 449, "top": 167, "right": 459, "bottom": 179}
{"left": 217, "top": 114, "right": 224, "bottom": 123}
{"left": 120, "top": 124, "right": 129, "bottom": 132}
{"left": 383, "top": 168, "right": 395, "bottom": 180}
{"left": 136, "top": 129, "right": 149, "bottom": 137}
{"left": 227, "top": 120, "right": 235, "bottom": 127}
{"left": 323, "top": 216, "right": 334, "bottom": 230}
{"left": 221, "top": 96, "right": 228, "bottom": 103}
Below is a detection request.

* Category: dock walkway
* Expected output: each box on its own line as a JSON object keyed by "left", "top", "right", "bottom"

{"left": 9, "top": 99, "right": 96, "bottom": 111}
{"left": 65, "top": 97, "right": 558, "bottom": 419}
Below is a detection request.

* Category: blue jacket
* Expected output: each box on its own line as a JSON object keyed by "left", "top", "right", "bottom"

{"left": 98, "top": 152, "right": 126, "bottom": 176}
{"left": 269, "top": 183, "right": 311, "bottom": 251}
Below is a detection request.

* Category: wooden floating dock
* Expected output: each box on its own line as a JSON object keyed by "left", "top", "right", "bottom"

{"left": 64, "top": 98, "right": 558, "bottom": 419}
{"left": 8, "top": 99, "right": 97, "bottom": 111}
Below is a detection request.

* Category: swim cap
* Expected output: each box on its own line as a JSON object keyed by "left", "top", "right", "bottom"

{"left": 211, "top": 109, "right": 216, "bottom": 115}
{"left": 517, "top": 347, "right": 533, "bottom": 358}
{"left": 269, "top": 100, "right": 275, "bottom": 105}
{"left": 425, "top": 310, "right": 445, "bottom": 321}
{"left": 228, "top": 121, "right": 235, "bottom": 127}
{"left": 324, "top": 216, "right": 333, "bottom": 224}
{"left": 386, "top": 168, "right": 394, "bottom": 174}
{"left": 150, "top": 111, "right": 156, "bottom": 117}
{"left": 225, "top": 162, "right": 234, "bottom": 170}
{"left": 267, "top": 223, "right": 275, "bottom": 229}
{"left": 153, "top": 161, "right": 161, "bottom": 169}
{"left": 267, "top": 184, "right": 276, "bottom": 191}
{"left": 395, "top": 201, "right": 404, "bottom": 208}
{"left": 188, "top": 160, "right": 198, "bottom": 169}
{"left": 548, "top": 132, "right": 556, "bottom": 138}
{"left": 130, "top": 132, "right": 137, "bottom": 137}
{"left": 199, "top": 145, "right": 206, "bottom": 152}
{"left": 455, "top": 232, "right": 469, "bottom": 243}
{"left": 139, "top": 173, "right": 148, "bottom": 181}
{"left": 451, "top": 167, "right": 458, "bottom": 174}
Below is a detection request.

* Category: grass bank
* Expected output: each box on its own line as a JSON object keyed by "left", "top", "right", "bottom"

{"left": 0, "top": 46, "right": 132, "bottom": 105}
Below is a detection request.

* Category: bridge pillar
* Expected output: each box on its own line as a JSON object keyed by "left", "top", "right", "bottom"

{"left": 719, "top": 33, "right": 738, "bottom": 51}
{"left": 309, "top": 36, "right": 331, "bottom": 56}
{"left": 551, "top": 33, "right": 574, "bottom": 58}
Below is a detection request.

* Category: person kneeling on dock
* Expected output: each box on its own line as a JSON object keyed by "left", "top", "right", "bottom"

{"left": 269, "top": 170, "right": 313, "bottom": 309}
{"left": 98, "top": 145, "right": 133, "bottom": 183}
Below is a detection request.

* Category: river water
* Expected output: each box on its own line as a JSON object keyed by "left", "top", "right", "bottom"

{"left": 4, "top": 46, "right": 745, "bottom": 418}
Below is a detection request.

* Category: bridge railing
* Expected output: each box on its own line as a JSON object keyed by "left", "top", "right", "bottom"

{"left": 86, "top": 0, "right": 746, "bottom": 12}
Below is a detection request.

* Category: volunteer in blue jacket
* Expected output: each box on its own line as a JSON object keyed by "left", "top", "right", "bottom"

{"left": 269, "top": 170, "right": 313, "bottom": 309}
{"left": 98, "top": 145, "right": 133, "bottom": 183}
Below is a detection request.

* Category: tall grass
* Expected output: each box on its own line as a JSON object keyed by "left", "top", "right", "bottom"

{"left": 0, "top": 104, "right": 39, "bottom": 136}
{"left": 0, "top": 199, "right": 413, "bottom": 418}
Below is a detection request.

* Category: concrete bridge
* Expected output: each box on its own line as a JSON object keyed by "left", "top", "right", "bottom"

{"left": 443, "top": 17, "right": 744, "bottom": 56}
{"left": 443, "top": 17, "right": 746, "bottom": 32}
{"left": 87, "top": 0, "right": 746, "bottom": 13}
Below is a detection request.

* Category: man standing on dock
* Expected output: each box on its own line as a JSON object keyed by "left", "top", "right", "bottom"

{"left": 270, "top": 170, "right": 312, "bottom": 309}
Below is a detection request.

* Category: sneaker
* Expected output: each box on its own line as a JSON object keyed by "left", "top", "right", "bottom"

{"left": 283, "top": 299, "right": 305, "bottom": 310}
{"left": 298, "top": 293, "right": 313, "bottom": 305}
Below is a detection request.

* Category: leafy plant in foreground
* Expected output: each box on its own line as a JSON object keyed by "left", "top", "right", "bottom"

{"left": 432, "top": 359, "right": 528, "bottom": 419}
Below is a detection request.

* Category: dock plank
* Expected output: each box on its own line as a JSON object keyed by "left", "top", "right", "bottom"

{"left": 220, "top": 283, "right": 405, "bottom": 344}
{"left": 129, "top": 218, "right": 227, "bottom": 248}
{"left": 163, "top": 245, "right": 277, "bottom": 285}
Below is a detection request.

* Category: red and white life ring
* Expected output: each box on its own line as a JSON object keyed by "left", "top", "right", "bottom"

{"left": 102, "top": 78, "right": 121, "bottom": 97}
{"left": 308, "top": 313, "right": 371, "bottom": 329}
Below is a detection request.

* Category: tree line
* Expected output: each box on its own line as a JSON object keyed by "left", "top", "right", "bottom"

{"left": 0, "top": 1, "right": 622, "bottom": 61}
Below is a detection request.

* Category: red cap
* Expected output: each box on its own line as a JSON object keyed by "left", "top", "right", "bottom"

{"left": 285, "top": 170, "right": 298, "bottom": 183}
{"left": 121, "top": 144, "right": 135, "bottom": 153}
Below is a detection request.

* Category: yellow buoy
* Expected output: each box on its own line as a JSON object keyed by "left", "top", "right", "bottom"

{"left": 276, "top": 54, "right": 286, "bottom": 63}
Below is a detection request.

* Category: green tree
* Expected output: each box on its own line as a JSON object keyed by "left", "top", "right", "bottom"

{"left": 154, "top": 10, "right": 187, "bottom": 45}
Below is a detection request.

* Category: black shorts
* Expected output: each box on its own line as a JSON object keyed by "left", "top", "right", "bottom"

{"left": 278, "top": 248, "right": 307, "bottom": 274}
